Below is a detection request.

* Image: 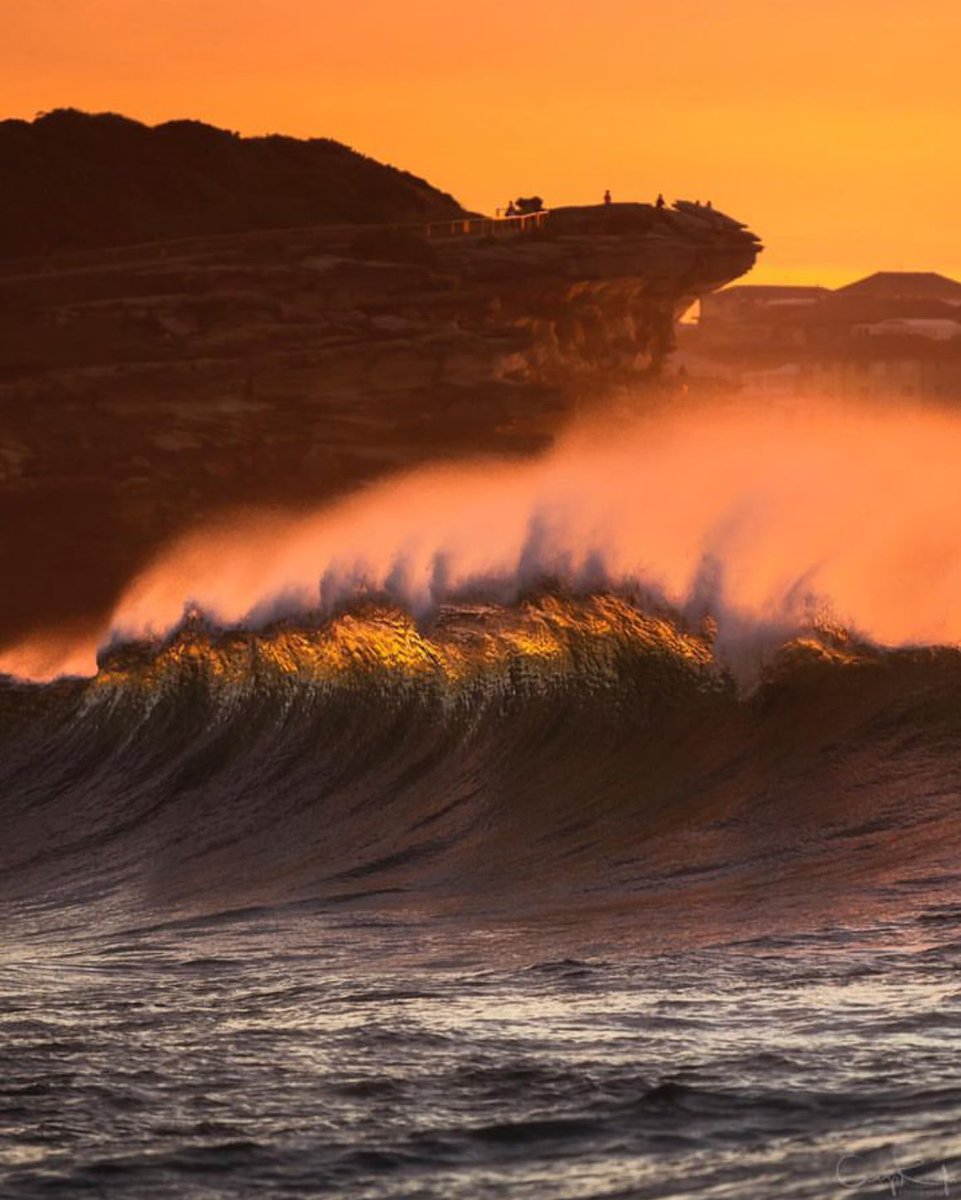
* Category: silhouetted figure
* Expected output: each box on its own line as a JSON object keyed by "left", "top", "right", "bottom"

{"left": 604, "top": 189, "right": 612, "bottom": 205}
{"left": 505, "top": 201, "right": 518, "bottom": 217}
{"left": 656, "top": 193, "right": 666, "bottom": 209}
{"left": 706, "top": 200, "right": 713, "bottom": 210}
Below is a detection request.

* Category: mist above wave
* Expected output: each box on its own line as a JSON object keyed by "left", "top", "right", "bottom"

{"left": 5, "top": 396, "right": 961, "bottom": 681}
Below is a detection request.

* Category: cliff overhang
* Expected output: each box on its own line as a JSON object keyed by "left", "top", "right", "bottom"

{"left": 0, "top": 199, "right": 760, "bottom": 641}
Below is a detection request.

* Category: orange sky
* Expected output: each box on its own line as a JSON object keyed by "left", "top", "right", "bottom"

{"left": 2, "top": 0, "right": 958, "bottom": 287}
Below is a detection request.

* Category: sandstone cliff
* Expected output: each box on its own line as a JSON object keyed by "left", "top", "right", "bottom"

{"left": 0, "top": 196, "right": 760, "bottom": 643}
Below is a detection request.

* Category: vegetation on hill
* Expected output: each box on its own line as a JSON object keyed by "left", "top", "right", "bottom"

{"left": 0, "top": 109, "right": 465, "bottom": 258}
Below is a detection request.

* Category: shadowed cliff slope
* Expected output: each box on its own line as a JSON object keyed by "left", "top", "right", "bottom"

{"left": 0, "top": 117, "right": 760, "bottom": 651}
{"left": 0, "top": 110, "right": 465, "bottom": 258}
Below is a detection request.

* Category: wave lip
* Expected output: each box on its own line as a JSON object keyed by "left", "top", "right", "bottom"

{"left": 90, "top": 593, "right": 722, "bottom": 693}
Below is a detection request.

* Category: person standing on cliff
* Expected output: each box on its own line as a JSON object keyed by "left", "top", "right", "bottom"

{"left": 604, "top": 189, "right": 612, "bottom": 205}
{"left": 656, "top": 193, "right": 666, "bottom": 209}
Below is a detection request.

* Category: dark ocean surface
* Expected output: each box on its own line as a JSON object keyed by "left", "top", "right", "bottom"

{"left": 3, "top": 596, "right": 961, "bottom": 1198}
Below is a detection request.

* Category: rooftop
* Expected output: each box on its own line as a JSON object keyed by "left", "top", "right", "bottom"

{"left": 834, "top": 272, "right": 961, "bottom": 302}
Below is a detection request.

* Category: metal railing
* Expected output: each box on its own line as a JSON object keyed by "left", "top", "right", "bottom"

{"left": 423, "top": 210, "right": 549, "bottom": 239}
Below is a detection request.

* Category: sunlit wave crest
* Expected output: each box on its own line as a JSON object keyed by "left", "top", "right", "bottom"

{"left": 5, "top": 397, "right": 961, "bottom": 681}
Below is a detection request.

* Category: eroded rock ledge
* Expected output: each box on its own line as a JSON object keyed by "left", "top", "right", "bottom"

{"left": 0, "top": 202, "right": 760, "bottom": 640}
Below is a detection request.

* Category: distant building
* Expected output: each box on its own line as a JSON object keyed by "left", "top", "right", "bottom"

{"left": 698, "top": 285, "right": 830, "bottom": 350}
{"left": 682, "top": 272, "right": 961, "bottom": 400}
{"left": 700, "top": 284, "right": 829, "bottom": 321}
{"left": 852, "top": 318, "right": 961, "bottom": 342}
{"left": 800, "top": 350, "right": 961, "bottom": 402}
{"left": 833, "top": 272, "right": 961, "bottom": 306}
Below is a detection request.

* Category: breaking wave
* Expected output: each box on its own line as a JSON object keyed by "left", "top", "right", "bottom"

{"left": 4, "top": 398, "right": 961, "bottom": 933}
{"left": 7, "top": 398, "right": 961, "bottom": 682}
{"left": 3, "top": 591, "right": 961, "bottom": 935}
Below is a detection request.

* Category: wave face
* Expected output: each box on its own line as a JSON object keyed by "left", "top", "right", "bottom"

{"left": 4, "top": 592, "right": 961, "bottom": 935}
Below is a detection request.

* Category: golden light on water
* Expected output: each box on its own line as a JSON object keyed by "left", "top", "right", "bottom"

{"left": 89, "top": 596, "right": 715, "bottom": 694}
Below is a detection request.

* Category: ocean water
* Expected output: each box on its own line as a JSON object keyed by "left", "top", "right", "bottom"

{"left": 3, "top": 596, "right": 961, "bottom": 1198}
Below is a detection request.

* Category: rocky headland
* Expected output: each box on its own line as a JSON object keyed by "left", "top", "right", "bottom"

{"left": 0, "top": 112, "right": 761, "bottom": 645}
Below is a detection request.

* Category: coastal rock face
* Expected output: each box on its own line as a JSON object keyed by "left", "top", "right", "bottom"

{"left": 0, "top": 199, "right": 760, "bottom": 643}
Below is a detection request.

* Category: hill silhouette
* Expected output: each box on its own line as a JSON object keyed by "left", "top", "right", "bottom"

{"left": 0, "top": 109, "right": 465, "bottom": 259}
